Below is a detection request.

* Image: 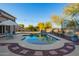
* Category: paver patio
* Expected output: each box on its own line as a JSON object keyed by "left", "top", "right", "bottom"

{"left": 0, "top": 33, "right": 79, "bottom": 56}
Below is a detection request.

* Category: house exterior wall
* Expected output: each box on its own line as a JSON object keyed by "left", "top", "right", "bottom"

{"left": 0, "top": 17, "right": 8, "bottom": 22}
{"left": 0, "top": 10, "right": 16, "bottom": 34}
{"left": 1, "top": 12, "right": 15, "bottom": 21}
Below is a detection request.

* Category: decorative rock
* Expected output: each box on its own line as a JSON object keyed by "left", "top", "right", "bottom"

{"left": 20, "top": 49, "right": 28, "bottom": 54}
{"left": 66, "top": 46, "right": 73, "bottom": 49}
{"left": 7, "top": 43, "right": 75, "bottom": 56}
{"left": 49, "top": 51, "right": 58, "bottom": 55}
{"left": 68, "top": 43, "right": 74, "bottom": 45}
{"left": 34, "top": 51, "right": 43, "bottom": 56}
{"left": 59, "top": 49, "right": 68, "bottom": 53}
{"left": 11, "top": 46, "right": 19, "bottom": 50}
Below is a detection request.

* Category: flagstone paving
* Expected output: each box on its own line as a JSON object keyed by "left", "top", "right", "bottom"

{"left": 0, "top": 43, "right": 75, "bottom": 56}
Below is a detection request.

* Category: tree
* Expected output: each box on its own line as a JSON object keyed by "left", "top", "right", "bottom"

{"left": 24, "top": 27, "right": 29, "bottom": 31}
{"left": 34, "top": 26, "right": 39, "bottom": 31}
{"left": 64, "top": 4, "right": 79, "bottom": 29}
{"left": 37, "top": 22, "right": 45, "bottom": 31}
{"left": 18, "top": 24, "right": 24, "bottom": 28}
{"left": 64, "top": 4, "right": 79, "bottom": 16}
{"left": 45, "top": 21, "right": 52, "bottom": 29}
{"left": 25, "top": 26, "right": 38, "bottom": 31}
{"left": 51, "top": 15, "right": 64, "bottom": 27}
{"left": 51, "top": 15, "right": 59, "bottom": 24}
{"left": 51, "top": 15, "right": 65, "bottom": 34}
{"left": 28, "top": 25, "right": 34, "bottom": 31}
{"left": 67, "top": 20, "right": 76, "bottom": 29}
{"left": 17, "top": 24, "right": 25, "bottom": 32}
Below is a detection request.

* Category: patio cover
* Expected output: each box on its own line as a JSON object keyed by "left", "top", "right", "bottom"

{"left": 0, "top": 20, "right": 18, "bottom": 26}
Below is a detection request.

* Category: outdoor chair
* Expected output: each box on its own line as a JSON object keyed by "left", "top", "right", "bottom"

{"left": 9, "top": 33, "right": 14, "bottom": 38}
{"left": 70, "top": 34, "right": 79, "bottom": 42}
{"left": 5, "top": 32, "right": 14, "bottom": 39}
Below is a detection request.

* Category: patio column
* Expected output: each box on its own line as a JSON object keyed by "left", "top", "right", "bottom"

{"left": 10, "top": 26, "right": 12, "bottom": 34}
{"left": 10, "top": 25, "right": 14, "bottom": 34}
{"left": 2, "top": 26, "right": 3, "bottom": 34}
{"left": 13, "top": 25, "right": 15, "bottom": 34}
{"left": 4, "top": 25, "right": 6, "bottom": 34}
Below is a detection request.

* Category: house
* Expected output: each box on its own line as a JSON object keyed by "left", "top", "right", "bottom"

{"left": 16, "top": 26, "right": 25, "bottom": 32}
{"left": 0, "top": 9, "right": 16, "bottom": 34}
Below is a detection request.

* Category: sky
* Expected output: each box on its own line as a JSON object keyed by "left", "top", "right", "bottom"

{"left": 0, "top": 3, "right": 68, "bottom": 28}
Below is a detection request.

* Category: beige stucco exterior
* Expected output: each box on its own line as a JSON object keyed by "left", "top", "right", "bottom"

{"left": 0, "top": 9, "right": 16, "bottom": 34}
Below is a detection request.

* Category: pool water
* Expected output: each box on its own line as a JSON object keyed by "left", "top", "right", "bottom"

{"left": 22, "top": 34, "right": 59, "bottom": 45}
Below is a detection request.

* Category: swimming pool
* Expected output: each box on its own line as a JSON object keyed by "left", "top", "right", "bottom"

{"left": 22, "top": 33, "right": 59, "bottom": 45}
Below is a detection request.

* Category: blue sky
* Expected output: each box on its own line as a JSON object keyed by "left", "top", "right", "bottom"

{"left": 0, "top": 3, "right": 67, "bottom": 27}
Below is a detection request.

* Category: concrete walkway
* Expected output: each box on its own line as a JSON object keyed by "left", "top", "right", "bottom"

{"left": 0, "top": 33, "right": 79, "bottom": 56}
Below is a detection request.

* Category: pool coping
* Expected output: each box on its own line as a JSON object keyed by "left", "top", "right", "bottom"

{"left": 17, "top": 33, "right": 72, "bottom": 50}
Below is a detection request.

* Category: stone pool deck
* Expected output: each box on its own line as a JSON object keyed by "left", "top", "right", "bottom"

{"left": 0, "top": 34, "right": 79, "bottom": 56}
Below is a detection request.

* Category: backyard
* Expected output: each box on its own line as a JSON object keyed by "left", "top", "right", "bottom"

{"left": 0, "top": 3, "right": 79, "bottom": 56}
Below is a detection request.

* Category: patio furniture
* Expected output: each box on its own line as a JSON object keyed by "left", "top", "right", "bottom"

{"left": 4, "top": 32, "right": 14, "bottom": 39}
{"left": 0, "top": 20, "right": 18, "bottom": 36}
{"left": 0, "top": 34, "right": 6, "bottom": 38}
{"left": 70, "top": 34, "right": 79, "bottom": 42}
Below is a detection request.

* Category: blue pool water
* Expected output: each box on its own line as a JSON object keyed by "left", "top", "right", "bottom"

{"left": 22, "top": 34, "right": 59, "bottom": 45}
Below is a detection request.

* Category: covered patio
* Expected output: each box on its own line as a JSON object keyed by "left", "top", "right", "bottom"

{"left": 0, "top": 20, "right": 18, "bottom": 35}
{"left": 0, "top": 25, "right": 15, "bottom": 34}
{"left": 0, "top": 9, "right": 16, "bottom": 35}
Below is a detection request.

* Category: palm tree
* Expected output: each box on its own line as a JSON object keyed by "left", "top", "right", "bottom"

{"left": 37, "top": 22, "right": 45, "bottom": 31}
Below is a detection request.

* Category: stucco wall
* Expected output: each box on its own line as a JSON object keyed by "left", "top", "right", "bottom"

{"left": 1, "top": 12, "right": 15, "bottom": 21}
{"left": 0, "top": 17, "right": 8, "bottom": 22}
